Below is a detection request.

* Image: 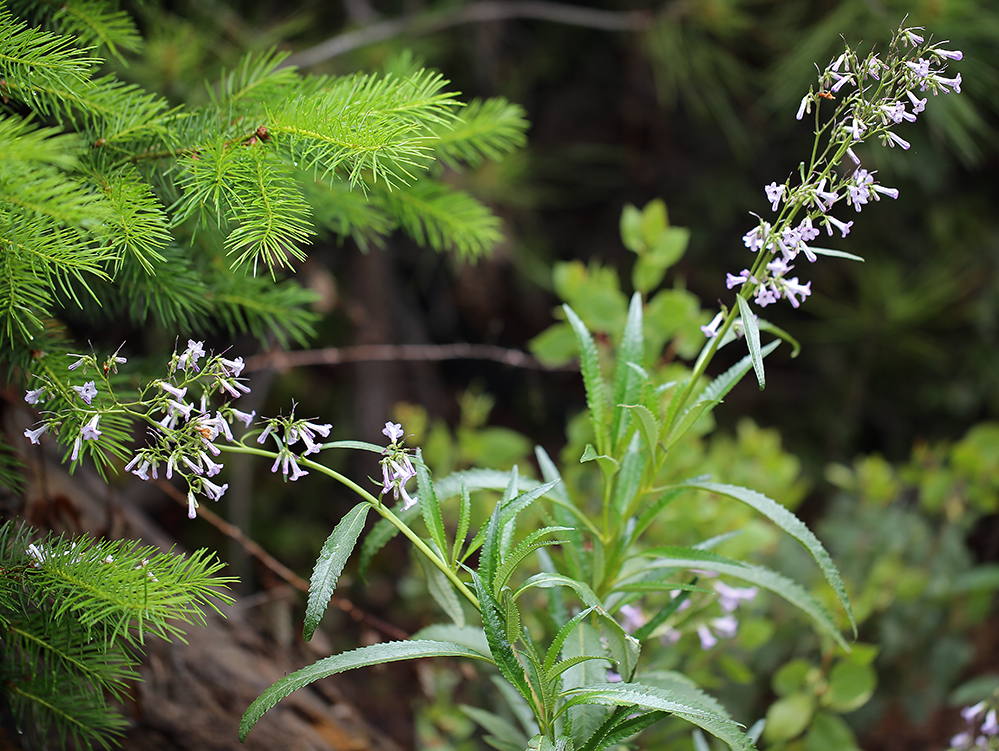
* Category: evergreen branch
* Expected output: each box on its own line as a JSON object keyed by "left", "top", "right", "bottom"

{"left": 299, "top": 173, "right": 393, "bottom": 249}
{"left": 223, "top": 147, "right": 314, "bottom": 272}
{"left": 210, "top": 47, "right": 301, "bottom": 108}
{"left": 0, "top": 6, "right": 98, "bottom": 102}
{"left": 269, "top": 69, "right": 462, "bottom": 186}
{"left": 377, "top": 178, "right": 503, "bottom": 258}
{"left": 16, "top": 0, "right": 144, "bottom": 61}
{"left": 87, "top": 165, "right": 171, "bottom": 273}
{"left": 432, "top": 97, "right": 529, "bottom": 168}
{"left": 13, "top": 534, "right": 235, "bottom": 646}
{"left": 210, "top": 272, "right": 319, "bottom": 347}
{"left": 0, "top": 114, "right": 82, "bottom": 168}
{"left": 4, "top": 674, "right": 128, "bottom": 751}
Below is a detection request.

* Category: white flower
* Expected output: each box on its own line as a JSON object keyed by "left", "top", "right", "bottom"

{"left": 24, "top": 388, "right": 44, "bottom": 405}
{"left": 24, "top": 424, "right": 47, "bottom": 444}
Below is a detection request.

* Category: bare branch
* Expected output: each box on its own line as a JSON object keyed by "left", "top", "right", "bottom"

{"left": 244, "top": 342, "right": 578, "bottom": 372}
{"left": 284, "top": 1, "right": 652, "bottom": 68}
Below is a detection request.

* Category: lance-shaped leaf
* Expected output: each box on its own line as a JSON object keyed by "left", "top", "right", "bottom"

{"left": 239, "top": 639, "right": 494, "bottom": 741}
{"left": 303, "top": 502, "right": 369, "bottom": 641}
{"left": 678, "top": 480, "right": 855, "bottom": 635}
{"left": 559, "top": 683, "right": 754, "bottom": 751}
{"left": 736, "top": 294, "right": 765, "bottom": 390}
{"left": 641, "top": 546, "right": 848, "bottom": 650}
{"left": 564, "top": 303, "right": 611, "bottom": 455}
{"left": 416, "top": 448, "right": 448, "bottom": 557}
{"left": 610, "top": 293, "right": 645, "bottom": 450}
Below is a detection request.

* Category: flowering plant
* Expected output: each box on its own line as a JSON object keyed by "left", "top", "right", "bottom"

{"left": 16, "top": 20, "right": 964, "bottom": 751}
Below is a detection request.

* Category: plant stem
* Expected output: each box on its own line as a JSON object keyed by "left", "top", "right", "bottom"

{"left": 219, "top": 443, "right": 481, "bottom": 610}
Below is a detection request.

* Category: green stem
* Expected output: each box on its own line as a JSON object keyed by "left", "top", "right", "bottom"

{"left": 219, "top": 443, "right": 481, "bottom": 611}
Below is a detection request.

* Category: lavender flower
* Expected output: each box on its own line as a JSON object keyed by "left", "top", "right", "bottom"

{"left": 24, "top": 388, "right": 44, "bottom": 405}
{"left": 380, "top": 422, "right": 417, "bottom": 510}
{"left": 176, "top": 339, "right": 205, "bottom": 372}
{"left": 24, "top": 423, "right": 47, "bottom": 444}
{"left": 81, "top": 415, "right": 102, "bottom": 441}
{"left": 73, "top": 381, "right": 98, "bottom": 405}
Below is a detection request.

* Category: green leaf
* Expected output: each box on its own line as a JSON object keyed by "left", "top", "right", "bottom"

{"left": 736, "top": 294, "right": 765, "bottom": 390}
{"left": 824, "top": 661, "right": 875, "bottom": 712}
{"left": 460, "top": 704, "right": 531, "bottom": 751}
{"left": 411, "top": 624, "right": 491, "bottom": 658}
{"left": 641, "top": 546, "right": 849, "bottom": 650}
{"left": 559, "top": 683, "right": 753, "bottom": 751}
{"left": 452, "top": 481, "right": 472, "bottom": 567}
{"left": 561, "top": 621, "right": 614, "bottom": 747}
{"left": 239, "top": 640, "right": 494, "bottom": 741}
{"left": 415, "top": 448, "right": 448, "bottom": 557}
{"left": 695, "top": 339, "right": 781, "bottom": 406}
{"left": 513, "top": 572, "right": 601, "bottom": 608}
{"left": 303, "top": 502, "right": 369, "bottom": 641}
{"left": 612, "top": 432, "right": 645, "bottom": 518}
{"left": 580, "top": 443, "right": 619, "bottom": 476}
{"left": 492, "top": 527, "right": 572, "bottom": 599}
{"left": 805, "top": 712, "right": 861, "bottom": 751}
{"left": 620, "top": 203, "right": 644, "bottom": 253}
{"left": 808, "top": 247, "right": 865, "bottom": 262}
{"left": 564, "top": 303, "right": 611, "bottom": 455}
{"left": 679, "top": 480, "right": 855, "bottom": 635}
{"left": 611, "top": 293, "right": 645, "bottom": 448}
{"left": 632, "top": 226, "right": 690, "bottom": 293}
{"left": 419, "top": 549, "right": 466, "bottom": 627}
{"left": 763, "top": 693, "right": 814, "bottom": 744}
{"left": 621, "top": 404, "right": 659, "bottom": 464}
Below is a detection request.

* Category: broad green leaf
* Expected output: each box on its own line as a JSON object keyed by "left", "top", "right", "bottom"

{"left": 416, "top": 448, "right": 448, "bottom": 557}
{"left": 824, "top": 661, "right": 875, "bottom": 712}
{"left": 611, "top": 293, "right": 645, "bottom": 448}
{"left": 679, "top": 480, "right": 855, "bottom": 635}
{"left": 632, "top": 226, "right": 690, "bottom": 293}
{"left": 763, "top": 693, "right": 814, "bottom": 744}
{"left": 303, "top": 502, "right": 369, "bottom": 641}
{"left": 736, "top": 294, "right": 764, "bottom": 390}
{"left": 620, "top": 203, "right": 644, "bottom": 253}
{"left": 805, "top": 712, "right": 862, "bottom": 751}
{"left": 559, "top": 683, "right": 753, "bottom": 751}
{"left": 564, "top": 304, "right": 611, "bottom": 455}
{"left": 239, "top": 640, "right": 494, "bottom": 741}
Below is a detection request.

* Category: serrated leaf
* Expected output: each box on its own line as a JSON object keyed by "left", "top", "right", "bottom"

{"left": 641, "top": 546, "right": 848, "bottom": 650}
{"left": 239, "top": 640, "right": 494, "bottom": 741}
{"left": 564, "top": 304, "right": 610, "bottom": 455}
{"left": 611, "top": 293, "right": 645, "bottom": 449}
{"left": 679, "top": 480, "right": 855, "bottom": 636}
{"left": 493, "top": 527, "right": 572, "bottom": 598}
{"left": 736, "top": 294, "right": 765, "bottom": 390}
{"left": 513, "top": 572, "right": 601, "bottom": 608}
{"left": 411, "top": 624, "right": 491, "bottom": 658}
{"left": 612, "top": 432, "right": 645, "bottom": 519}
{"left": 559, "top": 682, "right": 753, "bottom": 751}
{"left": 620, "top": 404, "right": 659, "bottom": 464}
{"left": 303, "top": 502, "right": 369, "bottom": 641}
{"left": 416, "top": 448, "right": 448, "bottom": 557}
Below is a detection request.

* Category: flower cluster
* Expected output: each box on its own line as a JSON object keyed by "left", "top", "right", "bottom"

{"left": 379, "top": 422, "right": 417, "bottom": 510}
{"left": 950, "top": 700, "right": 999, "bottom": 750}
{"left": 255, "top": 408, "right": 333, "bottom": 484}
{"left": 23, "top": 340, "right": 260, "bottom": 520}
{"left": 704, "top": 23, "right": 963, "bottom": 336}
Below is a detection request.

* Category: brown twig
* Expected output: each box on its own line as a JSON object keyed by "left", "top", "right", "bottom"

{"left": 153, "top": 479, "right": 409, "bottom": 641}
{"left": 283, "top": 0, "right": 653, "bottom": 68}
{"left": 244, "top": 342, "right": 578, "bottom": 372}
